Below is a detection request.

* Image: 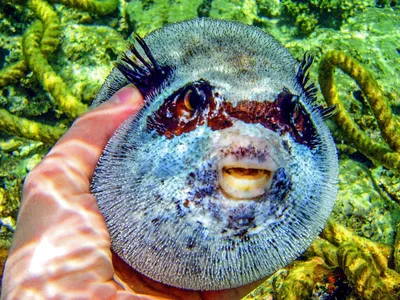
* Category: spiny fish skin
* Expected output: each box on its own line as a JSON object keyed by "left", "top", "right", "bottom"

{"left": 91, "top": 18, "right": 339, "bottom": 291}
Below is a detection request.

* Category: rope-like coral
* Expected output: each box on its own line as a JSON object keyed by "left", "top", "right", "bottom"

{"left": 322, "top": 220, "right": 400, "bottom": 298}
{"left": 0, "top": 0, "right": 118, "bottom": 88}
{"left": 0, "top": 108, "right": 66, "bottom": 144}
{"left": 0, "top": 0, "right": 121, "bottom": 140}
{"left": 0, "top": 0, "right": 60, "bottom": 88}
{"left": 305, "top": 236, "right": 338, "bottom": 266}
{"left": 337, "top": 242, "right": 394, "bottom": 299}
{"left": 319, "top": 50, "right": 400, "bottom": 172}
{"left": 22, "top": 20, "right": 87, "bottom": 119}
{"left": 30, "top": 0, "right": 61, "bottom": 56}
{"left": 246, "top": 221, "right": 400, "bottom": 299}
{"left": 278, "top": 258, "right": 325, "bottom": 299}
{"left": 0, "top": 61, "right": 28, "bottom": 88}
{"left": 23, "top": 0, "right": 88, "bottom": 119}
{"left": 321, "top": 219, "right": 391, "bottom": 272}
{"left": 0, "top": 0, "right": 119, "bottom": 138}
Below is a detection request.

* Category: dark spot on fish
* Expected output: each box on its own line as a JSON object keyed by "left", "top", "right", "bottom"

{"left": 281, "top": 140, "right": 292, "bottom": 153}
{"left": 268, "top": 168, "right": 292, "bottom": 202}
{"left": 221, "top": 209, "right": 257, "bottom": 239}
{"left": 225, "top": 239, "right": 236, "bottom": 251}
{"left": 186, "top": 236, "right": 197, "bottom": 249}
{"left": 176, "top": 203, "right": 186, "bottom": 217}
{"left": 183, "top": 199, "right": 190, "bottom": 207}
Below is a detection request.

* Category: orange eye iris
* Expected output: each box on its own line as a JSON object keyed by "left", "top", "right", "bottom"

{"left": 183, "top": 89, "right": 194, "bottom": 111}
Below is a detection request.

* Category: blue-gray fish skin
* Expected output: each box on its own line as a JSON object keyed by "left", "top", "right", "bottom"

{"left": 91, "top": 18, "right": 339, "bottom": 291}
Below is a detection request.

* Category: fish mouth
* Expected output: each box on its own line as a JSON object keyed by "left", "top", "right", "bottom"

{"left": 218, "top": 163, "right": 275, "bottom": 200}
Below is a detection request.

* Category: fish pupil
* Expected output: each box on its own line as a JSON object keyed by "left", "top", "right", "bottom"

{"left": 182, "top": 82, "right": 209, "bottom": 111}
{"left": 189, "top": 87, "right": 206, "bottom": 110}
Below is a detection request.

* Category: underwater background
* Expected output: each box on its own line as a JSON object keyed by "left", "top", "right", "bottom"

{"left": 0, "top": 0, "right": 399, "bottom": 298}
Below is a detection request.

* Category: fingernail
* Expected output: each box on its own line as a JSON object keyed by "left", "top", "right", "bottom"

{"left": 111, "top": 84, "right": 141, "bottom": 104}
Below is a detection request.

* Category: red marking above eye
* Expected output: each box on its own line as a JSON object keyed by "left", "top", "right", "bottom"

{"left": 146, "top": 81, "right": 317, "bottom": 148}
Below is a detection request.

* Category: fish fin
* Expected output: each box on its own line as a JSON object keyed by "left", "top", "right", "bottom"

{"left": 116, "top": 34, "right": 171, "bottom": 97}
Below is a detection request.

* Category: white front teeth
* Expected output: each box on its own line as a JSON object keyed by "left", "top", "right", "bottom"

{"left": 218, "top": 166, "right": 274, "bottom": 199}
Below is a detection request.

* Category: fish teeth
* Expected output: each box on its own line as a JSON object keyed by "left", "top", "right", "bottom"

{"left": 219, "top": 166, "right": 274, "bottom": 199}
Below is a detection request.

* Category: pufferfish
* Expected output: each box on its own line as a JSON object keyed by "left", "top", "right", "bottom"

{"left": 90, "top": 18, "right": 339, "bottom": 291}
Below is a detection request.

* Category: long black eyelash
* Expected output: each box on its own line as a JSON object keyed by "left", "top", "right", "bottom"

{"left": 319, "top": 105, "right": 337, "bottom": 120}
{"left": 116, "top": 34, "right": 171, "bottom": 97}
{"left": 133, "top": 33, "right": 162, "bottom": 70}
{"left": 296, "top": 53, "right": 318, "bottom": 100}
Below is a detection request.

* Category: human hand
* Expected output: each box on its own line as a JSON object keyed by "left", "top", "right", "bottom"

{"left": 1, "top": 85, "right": 263, "bottom": 299}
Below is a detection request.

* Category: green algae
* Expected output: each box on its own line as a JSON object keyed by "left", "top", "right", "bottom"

{"left": 0, "top": 0, "right": 399, "bottom": 298}
{"left": 281, "top": 0, "right": 375, "bottom": 35}
{"left": 126, "top": 0, "right": 268, "bottom": 36}
{"left": 56, "top": 24, "right": 126, "bottom": 103}
{"left": 256, "top": 0, "right": 281, "bottom": 18}
{"left": 209, "top": 0, "right": 258, "bottom": 24}
{"left": 332, "top": 158, "right": 400, "bottom": 244}
{"left": 126, "top": 0, "right": 204, "bottom": 37}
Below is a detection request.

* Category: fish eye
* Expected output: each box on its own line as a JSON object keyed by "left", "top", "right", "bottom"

{"left": 183, "top": 86, "right": 207, "bottom": 111}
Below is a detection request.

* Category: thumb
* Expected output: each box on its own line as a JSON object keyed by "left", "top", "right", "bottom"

{"left": 49, "top": 84, "right": 144, "bottom": 181}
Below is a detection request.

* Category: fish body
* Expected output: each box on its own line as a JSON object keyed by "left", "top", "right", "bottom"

{"left": 91, "top": 18, "right": 338, "bottom": 290}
